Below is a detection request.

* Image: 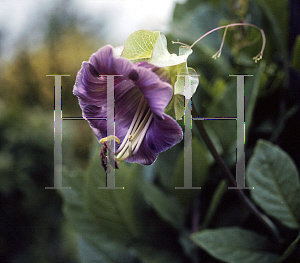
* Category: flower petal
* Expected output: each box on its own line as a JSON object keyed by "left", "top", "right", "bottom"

{"left": 134, "top": 66, "right": 173, "bottom": 119}
{"left": 73, "top": 45, "right": 183, "bottom": 165}
{"left": 126, "top": 113, "right": 183, "bottom": 165}
{"left": 146, "top": 113, "right": 183, "bottom": 153}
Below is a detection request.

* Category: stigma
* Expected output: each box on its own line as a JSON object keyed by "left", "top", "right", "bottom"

{"left": 99, "top": 135, "right": 120, "bottom": 144}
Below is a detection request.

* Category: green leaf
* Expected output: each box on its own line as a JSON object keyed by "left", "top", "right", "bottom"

{"left": 121, "top": 30, "right": 194, "bottom": 69}
{"left": 141, "top": 181, "right": 185, "bottom": 229}
{"left": 77, "top": 236, "right": 134, "bottom": 263}
{"left": 191, "top": 227, "right": 280, "bottom": 263}
{"left": 83, "top": 147, "right": 146, "bottom": 244}
{"left": 121, "top": 30, "right": 160, "bottom": 62}
{"left": 61, "top": 168, "right": 100, "bottom": 247}
{"left": 60, "top": 168, "right": 130, "bottom": 261}
{"left": 246, "top": 139, "right": 300, "bottom": 229}
{"left": 276, "top": 234, "right": 300, "bottom": 263}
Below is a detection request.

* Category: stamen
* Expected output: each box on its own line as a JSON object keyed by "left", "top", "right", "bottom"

{"left": 115, "top": 96, "right": 145, "bottom": 154}
{"left": 115, "top": 99, "right": 148, "bottom": 159}
{"left": 130, "top": 101, "right": 148, "bottom": 138}
{"left": 114, "top": 96, "right": 153, "bottom": 163}
{"left": 128, "top": 135, "right": 134, "bottom": 157}
{"left": 132, "top": 113, "right": 153, "bottom": 155}
{"left": 130, "top": 109, "right": 151, "bottom": 152}
{"left": 116, "top": 109, "right": 152, "bottom": 161}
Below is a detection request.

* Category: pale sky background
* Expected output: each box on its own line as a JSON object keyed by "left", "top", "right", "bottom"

{"left": 0, "top": 0, "right": 185, "bottom": 59}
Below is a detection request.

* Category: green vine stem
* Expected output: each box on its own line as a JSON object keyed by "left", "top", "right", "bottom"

{"left": 191, "top": 105, "right": 281, "bottom": 243}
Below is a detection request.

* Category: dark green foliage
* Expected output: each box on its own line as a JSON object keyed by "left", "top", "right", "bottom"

{"left": 1, "top": 0, "right": 300, "bottom": 262}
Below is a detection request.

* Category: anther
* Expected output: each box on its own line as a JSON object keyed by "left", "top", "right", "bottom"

{"left": 128, "top": 135, "right": 134, "bottom": 157}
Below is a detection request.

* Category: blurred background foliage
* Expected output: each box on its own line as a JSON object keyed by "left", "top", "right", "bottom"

{"left": 0, "top": 0, "right": 300, "bottom": 262}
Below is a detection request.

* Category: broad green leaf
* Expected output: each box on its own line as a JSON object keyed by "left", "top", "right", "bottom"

{"left": 121, "top": 30, "right": 160, "bottom": 62}
{"left": 61, "top": 168, "right": 130, "bottom": 261}
{"left": 83, "top": 147, "right": 146, "bottom": 244}
{"left": 246, "top": 140, "right": 300, "bottom": 229}
{"left": 141, "top": 181, "right": 185, "bottom": 229}
{"left": 191, "top": 227, "right": 280, "bottom": 263}
{"left": 77, "top": 236, "right": 134, "bottom": 263}
{"left": 276, "top": 234, "right": 300, "bottom": 263}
